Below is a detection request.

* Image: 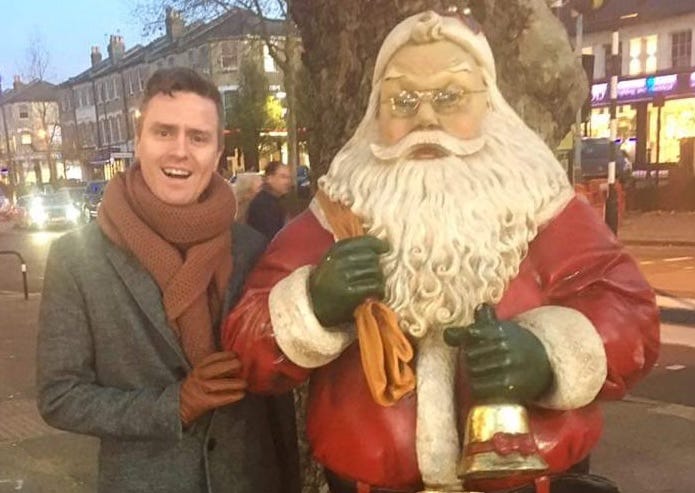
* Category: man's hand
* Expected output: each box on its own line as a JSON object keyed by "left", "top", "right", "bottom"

{"left": 309, "top": 236, "right": 389, "bottom": 327}
{"left": 179, "top": 351, "right": 247, "bottom": 425}
{"left": 444, "top": 304, "right": 552, "bottom": 403}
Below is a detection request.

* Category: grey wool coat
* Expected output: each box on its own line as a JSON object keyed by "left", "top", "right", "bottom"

{"left": 37, "top": 221, "right": 296, "bottom": 493}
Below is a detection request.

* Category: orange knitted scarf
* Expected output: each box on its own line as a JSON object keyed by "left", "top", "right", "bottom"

{"left": 316, "top": 190, "right": 415, "bottom": 406}
{"left": 98, "top": 165, "right": 236, "bottom": 365}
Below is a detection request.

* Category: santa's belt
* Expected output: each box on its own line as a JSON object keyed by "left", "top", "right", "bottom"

{"left": 324, "top": 469, "right": 420, "bottom": 493}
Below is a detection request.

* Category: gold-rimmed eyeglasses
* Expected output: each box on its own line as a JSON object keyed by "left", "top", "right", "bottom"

{"left": 382, "top": 87, "right": 487, "bottom": 118}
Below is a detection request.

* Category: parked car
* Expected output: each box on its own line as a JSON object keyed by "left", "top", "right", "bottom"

{"left": 15, "top": 192, "right": 81, "bottom": 230}
{"left": 82, "top": 180, "right": 108, "bottom": 222}
{"left": 580, "top": 138, "right": 630, "bottom": 181}
{"left": 58, "top": 184, "right": 87, "bottom": 209}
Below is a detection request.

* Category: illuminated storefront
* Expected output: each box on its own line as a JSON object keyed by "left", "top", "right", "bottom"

{"left": 588, "top": 70, "right": 695, "bottom": 168}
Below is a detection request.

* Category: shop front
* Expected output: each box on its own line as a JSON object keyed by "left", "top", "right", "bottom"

{"left": 88, "top": 148, "right": 133, "bottom": 181}
{"left": 588, "top": 70, "right": 695, "bottom": 169}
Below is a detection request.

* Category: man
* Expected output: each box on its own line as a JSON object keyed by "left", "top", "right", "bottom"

{"left": 222, "top": 11, "right": 659, "bottom": 493}
{"left": 232, "top": 172, "right": 263, "bottom": 223}
{"left": 37, "top": 68, "right": 294, "bottom": 493}
{"left": 246, "top": 160, "right": 292, "bottom": 240}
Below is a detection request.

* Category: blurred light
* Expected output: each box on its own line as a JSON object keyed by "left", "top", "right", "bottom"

{"left": 37, "top": 129, "right": 47, "bottom": 140}
{"left": 65, "top": 205, "right": 80, "bottom": 223}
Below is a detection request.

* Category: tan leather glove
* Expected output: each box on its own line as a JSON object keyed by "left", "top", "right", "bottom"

{"left": 179, "top": 351, "right": 248, "bottom": 426}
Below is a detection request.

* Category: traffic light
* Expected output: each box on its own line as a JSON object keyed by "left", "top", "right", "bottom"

{"left": 570, "top": 0, "right": 609, "bottom": 14}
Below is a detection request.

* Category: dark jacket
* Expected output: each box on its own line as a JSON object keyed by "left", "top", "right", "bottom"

{"left": 37, "top": 221, "right": 296, "bottom": 493}
{"left": 246, "top": 188, "right": 285, "bottom": 241}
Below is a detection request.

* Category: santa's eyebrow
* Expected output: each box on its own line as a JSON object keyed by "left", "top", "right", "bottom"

{"left": 383, "top": 61, "right": 472, "bottom": 81}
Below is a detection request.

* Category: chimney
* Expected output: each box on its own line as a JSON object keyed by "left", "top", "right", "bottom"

{"left": 165, "top": 7, "right": 185, "bottom": 41}
{"left": 91, "top": 46, "right": 102, "bottom": 67}
{"left": 13, "top": 75, "right": 22, "bottom": 90}
{"left": 107, "top": 35, "right": 125, "bottom": 63}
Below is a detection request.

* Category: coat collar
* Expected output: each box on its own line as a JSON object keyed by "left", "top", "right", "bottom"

{"left": 101, "top": 231, "right": 191, "bottom": 369}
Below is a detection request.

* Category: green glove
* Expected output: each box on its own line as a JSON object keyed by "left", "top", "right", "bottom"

{"left": 309, "top": 235, "right": 389, "bottom": 327}
{"left": 444, "top": 304, "right": 552, "bottom": 403}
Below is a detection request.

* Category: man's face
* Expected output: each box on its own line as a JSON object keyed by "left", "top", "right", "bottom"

{"left": 377, "top": 40, "right": 488, "bottom": 154}
{"left": 267, "top": 166, "right": 292, "bottom": 196}
{"left": 136, "top": 91, "right": 222, "bottom": 205}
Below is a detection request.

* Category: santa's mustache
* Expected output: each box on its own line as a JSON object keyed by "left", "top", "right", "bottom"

{"left": 369, "top": 129, "right": 486, "bottom": 162}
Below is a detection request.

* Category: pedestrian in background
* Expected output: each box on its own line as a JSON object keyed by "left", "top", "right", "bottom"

{"left": 232, "top": 172, "right": 263, "bottom": 223}
{"left": 246, "top": 160, "right": 292, "bottom": 241}
{"left": 36, "top": 67, "right": 297, "bottom": 493}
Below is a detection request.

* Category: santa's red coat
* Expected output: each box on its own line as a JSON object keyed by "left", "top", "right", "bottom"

{"left": 222, "top": 196, "right": 659, "bottom": 491}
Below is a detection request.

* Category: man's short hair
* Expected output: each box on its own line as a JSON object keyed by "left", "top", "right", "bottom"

{"left": 264, "top": 160, "right": 285, "bottom": 177}
{"left": 137, "top": 67, "right": 225, "bottom": 148}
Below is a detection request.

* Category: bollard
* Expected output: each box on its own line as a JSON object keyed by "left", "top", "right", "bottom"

{"left": 0, "top": 250, "right": 29, "bottom": 300}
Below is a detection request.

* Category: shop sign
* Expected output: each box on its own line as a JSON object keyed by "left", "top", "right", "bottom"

{"left": 592, "top": 74, "right": 680, "bottom": 103}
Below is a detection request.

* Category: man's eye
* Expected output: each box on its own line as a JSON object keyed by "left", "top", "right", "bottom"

{"left": 191, "top": 134, "right": 208, "bottom": 144}
{"left": 157, "top": 129, "right": 170, "bottom": 137}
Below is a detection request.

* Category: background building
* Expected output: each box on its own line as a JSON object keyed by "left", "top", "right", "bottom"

{"left": 0, "top": 76, "right": 63, "bottom": 195}
{"left": 566, "top": 0, "right": 695, "bottom": 170}
{"left": 59, "top": 7, "right": 287, "bottom": 181}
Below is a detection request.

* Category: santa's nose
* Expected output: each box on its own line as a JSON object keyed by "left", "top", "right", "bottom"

{"left": 413, "top": 101, "right": 439, "bottom": 128}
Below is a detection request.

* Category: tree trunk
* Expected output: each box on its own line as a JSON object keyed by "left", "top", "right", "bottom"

{"left": 289, "top": 0, "right": 588, "bottom": 177}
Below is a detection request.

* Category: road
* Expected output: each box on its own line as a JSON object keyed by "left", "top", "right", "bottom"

{"left": 0, "top": 224, "right": 694, "bottom": 492}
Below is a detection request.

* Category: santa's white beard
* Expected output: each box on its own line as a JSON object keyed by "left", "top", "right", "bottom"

{"left": 320, "top": 112, "right": 571, "bottom": 338}
{"left": 319, "top": 111, "right": 571, "bottom": 487}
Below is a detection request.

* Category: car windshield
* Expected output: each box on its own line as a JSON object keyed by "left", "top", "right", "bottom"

{"left": 582, "top": 139, "right": 624, "bottom": 163}
{"left": 41, "top": 193, "right": 74, "bottom": 206}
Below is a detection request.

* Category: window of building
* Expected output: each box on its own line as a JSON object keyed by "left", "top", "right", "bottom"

{"left": 671, "top": 30, "right": 692, "bottom": 69}
{"left": 603, "top": 42, "right": 623, "bottom": 77}
{"left": 20, "top": 133, "right": 32, "bottom": 145}
{"left": 101, "top": 119, "right": 109, "bottom": 144}
{"left": 108, "top": 79, "right": 115, "bottom": 100}
{"left": 629, "top": 35, "right": 658, "bottom": 75}
{"left": 138, "top": 68, "right": 146, "bottom": 91}
{"left": 18, "top": 104, "right": 29, "bottom": 119}
{"left": 263, "top": 44, "right": 277, "bottom": 73}
{"left": 220, "top": 42, "right": 238, "bottom": 70}
{"left": 100, "top": 83, "right": 107, "bottom": 102}
{"left": 168, "top": 56, "right": 175, "bottom": 67}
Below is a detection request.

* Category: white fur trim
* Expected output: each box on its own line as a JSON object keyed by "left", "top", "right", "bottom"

{"left": 535, "top": 188, "right": 575, "bottom": 227}
{"left": 415, "top": 332, "right": 462, "bottom": 489}
{"left": 269, "top": 266, "right": 356, "bottom": 368}
{"left": 515, "top": 306, "right": 607, "bottom": 410}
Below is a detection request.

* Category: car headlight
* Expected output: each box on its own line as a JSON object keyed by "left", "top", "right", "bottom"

{"left": 65, "top": 204, "right": 80, "bottom": 223}
{"left": 29, "top": 204, "right": 48, "bottom": 225}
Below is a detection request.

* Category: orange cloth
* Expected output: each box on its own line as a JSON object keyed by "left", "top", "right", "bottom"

{"left": 316, "top": 191, "right": 415, "bottom": 406}
{"left": 98, "top": 165, "right": 236, "bottom": 365}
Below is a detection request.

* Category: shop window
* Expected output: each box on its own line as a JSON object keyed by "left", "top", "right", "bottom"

{"left": 671, "top": 30, "right": 692, "bottom": 69}
{"left": 629, "top": 35, "right": 657, "bottom": 75}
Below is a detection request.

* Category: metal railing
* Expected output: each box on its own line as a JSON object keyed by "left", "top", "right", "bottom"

{"left": 0, "top": 250, "right": 28, "bottom": 300}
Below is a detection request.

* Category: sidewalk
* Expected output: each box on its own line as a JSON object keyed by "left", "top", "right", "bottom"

{"left": 619, "top": 210, "right": 695, "bottom": 246}
{"left": 0, "top": 292, "right": 97, "bottom": 493}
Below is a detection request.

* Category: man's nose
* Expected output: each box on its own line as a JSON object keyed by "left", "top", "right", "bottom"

{"left": 171, "top": 133, "right": 189, "bottom": 157}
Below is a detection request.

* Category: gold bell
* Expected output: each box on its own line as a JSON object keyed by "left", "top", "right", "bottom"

{"left": 459, "top": 403, "right": 548, "bottom": 480}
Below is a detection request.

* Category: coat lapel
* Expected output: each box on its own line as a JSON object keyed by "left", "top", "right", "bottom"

{"left": 103, "top": 238, "right": 190, "bottom": 369}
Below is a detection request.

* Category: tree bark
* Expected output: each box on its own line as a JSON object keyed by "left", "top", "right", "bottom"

{"left": 289, "top": 0, "right": 588, "bottom": 177}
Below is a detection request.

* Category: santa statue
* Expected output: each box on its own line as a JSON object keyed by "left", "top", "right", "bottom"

{"left": 222, "top": 9, "right": 659, "bottom": 493}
